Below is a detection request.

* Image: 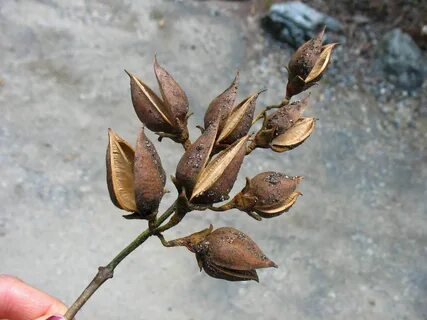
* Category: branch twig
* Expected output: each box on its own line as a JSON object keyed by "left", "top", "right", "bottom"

{"left": 64, "top": 201, "right": 177, "bottom": 320}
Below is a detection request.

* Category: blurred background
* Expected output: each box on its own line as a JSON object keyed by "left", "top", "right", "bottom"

{"left": 1, "top": 0, "right": 426, "bottom": 319}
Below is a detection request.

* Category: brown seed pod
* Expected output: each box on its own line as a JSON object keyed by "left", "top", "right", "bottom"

{"left": 252, "top": 98, "right": 312, "bottom": 152}
{"left": 126, "top": 70, "right": 177, "bottom": 134}
{"left": 204, "top": 71, "right": 239, "bottom": 131}
{"left": 175, "top": 120, "right": 219, "bottom": 196}
{"left": 154, "top": 57, "right": 189, "bottom": 123}
{"left": 191, "top": 136, "right": 249, "bottom": 204}
{"left": 193, "top": 227, "right": 277, "bottom": 282}
{"left": 286, "top": 28, "right": 337, "bottom": 99}
{"left": 232, "top": 172, "right": 302, "bottom": 218}
{"left": 106, "top": 129, "right": 136, "bottom": 212}
{"left": 270, "top": 117, "right": 315, "bottom": 153}
{"left": 288, "top": 28, "right": 325, "bottom": 81}
{"left": 266, "top": 95, "right": 309, "bottom": 137}
{"left": 133, "top": 128, "right": 166, "bottom": 218}
{"left": 216, "top": 91, "right": 262, "bottom": 146}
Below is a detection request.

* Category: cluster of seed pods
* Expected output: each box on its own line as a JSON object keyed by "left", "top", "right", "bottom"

{"left": 105, "top": 29, "right": 336, "bottom": 281}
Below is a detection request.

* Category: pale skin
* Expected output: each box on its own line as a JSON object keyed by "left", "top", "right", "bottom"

{"left": 0, "top": 275, "right": 66, "bottom": 320}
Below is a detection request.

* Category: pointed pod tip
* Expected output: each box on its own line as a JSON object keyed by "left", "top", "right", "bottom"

{"left": 153, "top": 54, "right": 159, "bottom": 66}
{"left": 319, "top": 25, "right": 326, "bottom": 38}
{"left": 124, "top": 69, "right": 133, "bottom": 78}
{"left": 234, "top": 69, "right": 240, "bottom": 81}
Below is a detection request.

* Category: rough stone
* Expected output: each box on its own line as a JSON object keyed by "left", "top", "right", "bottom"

{"left": 261, "top": 1, "right": 342, "bottom": 48}
{"left": 374, "top": 28, "right": 424, "bottom": 90}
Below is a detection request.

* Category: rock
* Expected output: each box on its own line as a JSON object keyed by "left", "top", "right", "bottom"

{"left": 261, "top": 1, "right": 342, "bottom": 48}
{"left": 374, "top": 28, "right": 424, "bottom": 90}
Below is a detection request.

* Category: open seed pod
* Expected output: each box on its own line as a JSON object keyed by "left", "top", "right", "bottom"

{"left": 232, "top": 172, "right": 302, "bottom": 218}
{"left": 190, "top": 136, "right": 249, "bottom": 204}
{"left": 133, "top": 128, "right": 166, "bottom": 218}
{"left": 126, "top": 58, "right": 189, "bottom": 143}
{"left": 254, "top": 96, "right": 310, "bottom": 149}
{"left": 154, "top": 56, "right": 189, "bottom": 124}
{"left": 106, "top": 129, "right": 136, "bottom": 212}
{"left": 270, "top": 117, "right": 315, "bottom": 153}
{"left": 286, "top": 28, "right": 337, "bottom": 99}
{"left": 204, "top": 71, "right": 239, "bottom": 131}
{"left": 175, "top": 120, "right": 219, "bottom": 196}
{"left": 126, "top": 70, "right": 177, "bottom": 133}
{"left": 216, "top": 91, "right": 261, "bottom": 146}
{"left": 193, "top": 227, "right": 277, "bottom": 282}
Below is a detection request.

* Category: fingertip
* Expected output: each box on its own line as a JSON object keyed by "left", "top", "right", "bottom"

{"left": 46, "top": 315, "right": 65, "bottom": 320}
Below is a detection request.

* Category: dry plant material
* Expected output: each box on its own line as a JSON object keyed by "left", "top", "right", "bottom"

{"left": 204, "top": 71, "right": 239, "bottom": 130}
{"left": 228, "top": 172, "right": 303, "bottom": 219}
{"left": 63, "top": 27, "right": 337, "bottom": 320}
{"left": 191, "top": 136, "right": 248, "bottom": 204}
{"left": 106, "top": 129, "right": 136, "bottom": 212}
{"left": 162, "top": 226, "right": 277, "bottom": 282}
{"left": 126, "top": 58, "right": 189, "bottom": 144}
{"left": 286, "top": 28, "right": 337, "bottom": 99}
{"left": 134, "top": 128, "right": 166, "bottom": 218}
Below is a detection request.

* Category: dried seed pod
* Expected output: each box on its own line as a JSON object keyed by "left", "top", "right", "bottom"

{"left": 106, "top": 129, "right": 136, "bottom": 212}
{"left": 266, "top": 95, "right": 309, "bottom": 136}
{"left": 134, "top": 128, "right": 166, "bottom": 218}
{"left": 252, "top": 98, "right": 312, "bottom": 152}
{"left": 154, "top": 57, "right": 189, "bottom": 123}
{"left": 191, "top": 136, "right": 249, "bottom": 204}
{"left": 126, "top": 70, "right": 177, "bottom": 134}
{"left": 232, "top": 172, "right": 302, "bottom": 218}
{"left": 193, "top": 227, "right": 277, "bottom": 282}
{"left": 216, "top": 91, "right": 261, "bottom": 145}
{"left": 270, "top": 117, "right": 315, "bottom": 153}
{"left": 175, "top": 120, "right": 219, "bottom": 196}
{"left": 286, "top": 28, "right": 337, "bottom": 99}
{"left": 204, "top": 71, "right": 239, "bottom": 130}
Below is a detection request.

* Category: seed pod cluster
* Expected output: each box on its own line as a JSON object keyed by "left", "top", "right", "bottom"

{"left": 286, "top": 28, "right": 337, "bottom": 99}
{"left": 102, "top": 32, "right": 336, "bottom": 283}
{"left": 231, "top": 172, "right": 302, "bottom": 218}
{"left": 126, "top": 57, "right": 189, "bottom": 144}
{"left": 106, "top": 128, "right": 165, "bottom": 219}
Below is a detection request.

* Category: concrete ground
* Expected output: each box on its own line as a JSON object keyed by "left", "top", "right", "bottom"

{"left": 1, "top": 1, "right": 426, "bottom": 319}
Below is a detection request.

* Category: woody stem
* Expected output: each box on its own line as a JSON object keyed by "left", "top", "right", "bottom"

{"left": 63, "top": 201, "right": 177, "bottom": 320}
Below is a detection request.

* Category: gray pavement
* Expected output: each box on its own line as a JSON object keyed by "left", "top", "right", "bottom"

{"left": 1, "top": 1, "right": 426, "bottom": 319}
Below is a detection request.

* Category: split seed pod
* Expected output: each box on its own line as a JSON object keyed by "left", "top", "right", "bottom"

{"left": 286, "top": 28, "right": 337, "bottom": 99}
{"left": 169, "top": 225, "right": 277, "bottom": 282}
{"left": 232, "top": 172, "right": 303, "bottom": 218}
{"left": 126, "top": 58, "right": 189, "bottom": 142}
{"left": 204, "top": 71, "right": 239, "bottom": 131}
{"left": 254, "top": 96, "right": 310, "bottom": 149}
{"left": 175, "top": 120, "right": 219, "bottom": 196}
{"left": 270, "top": 117, "right": 315, "bottom": 153}
{"left": 134, "top": 128, "right": 166, "bottom": 218}
{"left": 154, "top": 57, "right": 189, "bottom": 124}
{"left": 216, "top": 91, "right": 262, "bottom": 146}
{"left": 106, "top": 129, "right": 136, "bottom": 212}
{"left": 194, "top": 227, "right": 277, "bottom": 282}
{"left": 191, "top": 136, "right": 249, "bottom": 204}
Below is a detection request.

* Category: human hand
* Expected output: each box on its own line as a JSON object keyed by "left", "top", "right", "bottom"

{"left": 0, "top": 275, "right": 67, "bottom": 320}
